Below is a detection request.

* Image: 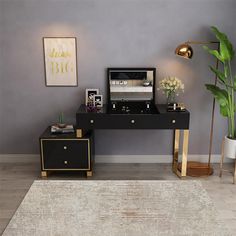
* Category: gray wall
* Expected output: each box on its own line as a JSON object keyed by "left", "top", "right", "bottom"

{"left": 0, "top": 1, "right": 3, "bottom": 152}
{"left": 0, "top": 0, "right": 235, "bottom": 155}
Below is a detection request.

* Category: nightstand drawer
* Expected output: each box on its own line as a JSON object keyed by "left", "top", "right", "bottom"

{"left": 41, "top": 139, "right": 90, "bottom": 170}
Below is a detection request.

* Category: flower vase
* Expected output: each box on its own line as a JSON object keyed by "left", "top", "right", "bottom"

{"left": 167, "top": 92, "right": 176, "bottom": 105}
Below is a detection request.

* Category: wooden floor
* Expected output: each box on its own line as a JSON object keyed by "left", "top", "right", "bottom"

{"left": 1, "top": 160, "right": 236, "bottom": 235}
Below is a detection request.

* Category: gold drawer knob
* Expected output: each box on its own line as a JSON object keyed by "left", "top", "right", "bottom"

{"left": 63, "top": 146, "right": 67, "bottom": 150}
{"left": 131, "top": 120, "right": 135, "bottom": 124}
{"left": 90, "top": 119, "right": 94, "bottom": 124}
{"left": 64, "top": 160, "right": 68, "bottom": 164}
{"left": 172, "top": 119, "right": 176, "bottom": 124}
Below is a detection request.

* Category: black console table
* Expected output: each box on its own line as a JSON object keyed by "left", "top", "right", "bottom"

{"left": 76, "top": 104, "right": 190, "bottom": 178}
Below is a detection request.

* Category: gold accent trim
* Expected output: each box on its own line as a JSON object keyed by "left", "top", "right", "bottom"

{"left": 185, "top": 41, "right": 219, "bottom": 45}
{"left": 40, "top": 138, "right": 91, "bottom": 171}
{"left": 41, "top": 171, "right": 47, "bottom": 177}
{"left": 87, "top": 139, "right": 91, "bottom": 170}
{"left": 172, "top": 129, "right": 189, "bottom": 178}
{"left": 173, "top": 129, "right": 180, "bottom": 172}
{"left": 86, "top": 171, "right": 93, "bottom": 177}
{"left": 181, "top": 130, "right": 189, "bottom": 177}
{"left": 40, "top": 139, "right": 45, "bottom": 170}
{"left": 76, "top": 129, "right": 83, "bottom": 138}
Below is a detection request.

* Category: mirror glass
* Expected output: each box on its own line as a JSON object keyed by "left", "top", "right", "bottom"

{"left": 109, "top": 68, "right": 155, "bottom": 101}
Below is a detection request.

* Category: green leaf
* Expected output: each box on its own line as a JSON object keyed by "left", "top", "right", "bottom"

{"left": 220, "top": 105, "right": 230, "bottom": 117}
{"left": 209, "top": 66, "right": 226, "bottom": 84}
{"left": 211, "top": 26, "right": 235, "bottom": 61}
{"left": 205, "top": 84, "right": 228, "bottom": 105}
{"left": 224, "top": 64, "right": 229, "bottom": 78}
{"left": 203, "top": 46, "right": 224, "bottom": 62}
{"left": 205, "top": 84, "right": 230, "bottom": 117}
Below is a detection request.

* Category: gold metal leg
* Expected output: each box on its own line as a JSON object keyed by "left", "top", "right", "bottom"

{"left": 41, "top": 171, "right": 48, "bottom": 177}
{"left": 181, "top": 130, "right": 189, "bottom": 177}
{"left": 86, "top": 171, "right": 93, "bottom": 177}
{"left": 76, "top": 129, "right": 83, "bottom": 138}
{"left": 173, "top": 129, "right": 180, "bottom": 173}
{"left": 219, "top": 139, "right": 224, "bottom": 178}
{"left": 172, "top": 129, "right": 189, "bottom": 178}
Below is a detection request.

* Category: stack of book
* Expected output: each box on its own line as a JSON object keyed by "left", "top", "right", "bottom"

{"left": 51, "top": 125, "right": 74, "bottom": 134}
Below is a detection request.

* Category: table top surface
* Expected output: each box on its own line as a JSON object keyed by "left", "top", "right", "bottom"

{"left": 40, "top": 127, "right": 92, "bottom": 139}
{"left": 77, "top": 104, "right": 190, "bottom": 116}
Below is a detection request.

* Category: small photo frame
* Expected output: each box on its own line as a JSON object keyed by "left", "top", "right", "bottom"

{"left": 86, "top": 89, "right": 99, "bottom": 106}
{"left": 93, "top": 95, "right": 103, "bottom": 107}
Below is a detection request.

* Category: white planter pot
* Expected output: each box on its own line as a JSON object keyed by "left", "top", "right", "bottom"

{"left": 224, "top": 136, "right": 236, "bottom": 159}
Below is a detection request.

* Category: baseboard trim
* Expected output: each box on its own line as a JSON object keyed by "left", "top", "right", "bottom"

{"left": 0, "top": 154, "right": 233, "bottom": 163}
{"left": 0, "top": 154, "right": 39, "bottom": 163}
{"left": 95, "top": 154, "right": 233, "bottom": 163}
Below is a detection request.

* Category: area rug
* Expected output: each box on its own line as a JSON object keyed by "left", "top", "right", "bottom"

{"left": 3, "top": 180, "right": 230, "bottom": 236}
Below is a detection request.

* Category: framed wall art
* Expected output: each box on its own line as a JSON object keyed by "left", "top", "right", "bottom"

{"left": 43, "top": 37, "right": 78, "bottom": 86}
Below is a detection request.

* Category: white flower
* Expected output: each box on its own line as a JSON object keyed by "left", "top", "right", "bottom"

{"left": 157, "top": 76, "right": 184, "bottom": 98}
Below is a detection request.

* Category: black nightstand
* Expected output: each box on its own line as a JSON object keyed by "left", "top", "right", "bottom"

{"left": 39, "top": 127, "right": 94, "bottom": 177}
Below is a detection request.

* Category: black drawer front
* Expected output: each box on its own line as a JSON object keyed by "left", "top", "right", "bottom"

{"left": 76, "top": 113, "right": 189, "bottom": 129}
{"left": 41, "top": 139, "right": 90, "bottom": 170}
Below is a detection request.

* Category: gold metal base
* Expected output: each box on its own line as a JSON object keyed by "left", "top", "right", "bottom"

{"left": 178, "top": 161, "right": 213, "bottom": 177}
{"left": 41, "top": 171, "right": 48, "bottom": 177}
{"left": 76, "top": 129, "right": 88, "bottom": 138}
{"left": 86, "top": 171, "right": 93, "bottom": 177}
{"left": 172, "top": 129, "right": 189, "bottom": 178}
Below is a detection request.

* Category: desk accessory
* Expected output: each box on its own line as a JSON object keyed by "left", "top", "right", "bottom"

{"left": 93, "top": 95, "right": 103, "bottom": 107}
{"left": 85, "top": 89, "right": 99, "bottom": 106}
{"left": 57, "top": 112, "right": 66, "bottom": 128}
{"left": 167, "top": 103, "right": 186, "bottom": 112}
{"left": 175, "top": 32, "right": 220, "bottom": 177}
{"left": 51, "top": 124, "right": 74, "bottom": 134}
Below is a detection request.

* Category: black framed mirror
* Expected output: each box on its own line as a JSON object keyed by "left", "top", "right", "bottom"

{"left": 107, "top": 68, "right": 156, "bottom": 103}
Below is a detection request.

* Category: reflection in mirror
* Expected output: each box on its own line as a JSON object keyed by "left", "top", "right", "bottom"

{"left": 108, "top": 68, "right": 155, "bottom": 101}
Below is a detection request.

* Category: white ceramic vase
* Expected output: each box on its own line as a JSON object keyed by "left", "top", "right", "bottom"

{"left": 224, "top": 136, "right": 236, "bottom": 159}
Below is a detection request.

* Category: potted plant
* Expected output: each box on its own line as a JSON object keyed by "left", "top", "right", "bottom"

{"left": 203, "top": 26, "right": 236, "bottom": 159}
{"left": 58, "top": 112, "right": 66, "bottom": 128}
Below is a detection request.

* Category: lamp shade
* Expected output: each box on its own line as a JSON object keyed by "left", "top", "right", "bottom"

{"left": 175, "top": 43, "right": 193, "bottom": 59}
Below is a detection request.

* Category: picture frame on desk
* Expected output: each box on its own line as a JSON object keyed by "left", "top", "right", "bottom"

{"left": 85, "top": 89, "right": 99, "bottom": 106}
{"left": 93, "top": 95, "right": 103, "bottom": 107}
{"left": 43, "top": 37, "right": 78, "bottom": 87}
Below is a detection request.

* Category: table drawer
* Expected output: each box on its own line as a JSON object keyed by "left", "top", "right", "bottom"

{"left": 40, "top": 139, "right": 90, "bottom": 170}
{"left": 76, "top": 113, "right": 189, "bottom": 129}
